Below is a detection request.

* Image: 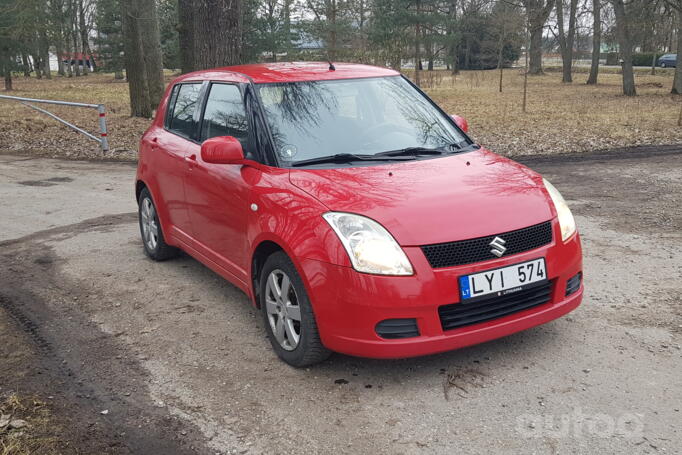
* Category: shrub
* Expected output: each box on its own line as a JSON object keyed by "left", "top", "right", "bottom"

{"left": 632, "top": 52, "right": 662, "bottom": 67}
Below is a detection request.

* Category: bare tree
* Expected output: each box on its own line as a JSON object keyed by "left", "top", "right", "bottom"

{"left": 121, "top": 0, "right": 165, "bottom": 117}
{"left": 555, "top": 0, "right": 578, "bottom": 82}
{"left": 586, "top": 0, "right": 600, "bottom": 84}
{"left": 522, "top": 0, "right": 555, "bottom": 74}
{"left": 523, "top": 24, "right": 529, "bottom": 110}
{"left": 497, "top": 17, "right": 506, "bottom": 91}
{"left": 612, "top": 0, "right": 636, "bottom": 96}
{"left": 177, "top": 0, "right": 194, "bottom": 73}
{"left": 79, "top": 0, "right": 97, "bottom": 74}
{"left": 447, "top": 0, "right": 459, "bottom": 74}
{"left": 496, "top": 0, "right": 508, "bottom": 91}
{"left": 0, "top": 48, "right": 12, "bottom": 91}
{"left": 71, "top": 0, "right": 82, "bottom": 76}
{"left": 140, "top": 0, "right": 165, "bottom": 103}
{"left": 415, "top": 0, "right": 422, "bottom": 85}
{"left": 668, "top": 3, "right": 682, "bottom": 94}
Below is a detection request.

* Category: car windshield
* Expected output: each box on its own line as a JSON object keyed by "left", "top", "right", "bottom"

{"left": 257, "top": 76, "right": 468, "bottom": 165}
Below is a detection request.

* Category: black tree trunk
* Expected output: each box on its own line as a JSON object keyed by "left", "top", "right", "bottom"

{"left": 586, "top": 0, "right": 600, "bottom": 84}
{"left": 612, "top": 0, "right": 636, "bottom": 96}
{"left": 192, "top": 0, "right": 242, "bottom": 69}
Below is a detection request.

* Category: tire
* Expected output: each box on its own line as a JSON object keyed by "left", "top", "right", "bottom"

{"left": 661, "top": 62, "right": 667, "bottom": 68}
{"left": 260, "top": 251, "right": 331, "bottom": 367}
{"left": 138, "top": 187, "right": 179, "bottom": 261}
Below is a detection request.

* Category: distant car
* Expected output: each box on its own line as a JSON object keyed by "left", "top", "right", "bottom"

{"left": 135, "top": 62, "right": 583, "bottom": 367}
{"left": 657, "top": 54, "right": 677, "bottom": 68}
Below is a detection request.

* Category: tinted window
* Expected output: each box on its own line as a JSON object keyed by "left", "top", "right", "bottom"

{"left": 200, "top": 84, "right": 249, "bottom": 148}
{"left": 168, "top": 83, "right": 202, "bottom": 138}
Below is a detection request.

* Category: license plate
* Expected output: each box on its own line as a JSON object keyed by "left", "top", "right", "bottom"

{"left": 459, "top": 258, "right": 547, "bottom": 302}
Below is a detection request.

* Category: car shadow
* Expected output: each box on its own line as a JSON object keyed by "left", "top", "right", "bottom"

{"left": 163, "top": 249, "right": 568, "bottom": 387}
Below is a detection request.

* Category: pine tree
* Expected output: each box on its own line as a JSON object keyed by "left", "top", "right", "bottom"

{"left": 95, "top": 0, "right": 125, "bottom": 78}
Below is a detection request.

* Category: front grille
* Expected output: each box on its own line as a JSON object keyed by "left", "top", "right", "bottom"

{"left": 438, "top": 281, "right": 553, "bottom": 331}
{"left": 566, "top": 272, "right": 582, "bottom": 296}
{"left": 421, "top": 221, "right": 553, "bottom": 268}
{"left": 375, "top": 318, "right": 420, "bottom": 339}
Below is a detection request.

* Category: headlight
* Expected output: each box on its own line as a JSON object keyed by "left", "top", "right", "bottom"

{"left": 323, "top": 212, "right": 414, "bottom": 275}
{"left": 543, "top": 178, "right": 576, "bottom": 241}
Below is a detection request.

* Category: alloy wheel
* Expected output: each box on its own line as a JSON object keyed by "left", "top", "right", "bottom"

{"left": 140, "top": 197, "right": 159, "bottom": 251}
{"left": 265, "top": 269, "right": 302, "bottom": 351}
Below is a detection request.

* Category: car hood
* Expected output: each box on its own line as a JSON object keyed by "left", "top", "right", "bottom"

{"left": 288, "top": 148, "right": 554, "bottom": 246}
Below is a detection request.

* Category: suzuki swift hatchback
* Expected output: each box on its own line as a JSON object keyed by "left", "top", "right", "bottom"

{"left": 136, "top": 62, "right": 583, "bottom": 367}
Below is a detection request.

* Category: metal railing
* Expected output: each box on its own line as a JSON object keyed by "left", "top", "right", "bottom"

{"left": 0, "top": 94, "right": 109, "bottom": 153}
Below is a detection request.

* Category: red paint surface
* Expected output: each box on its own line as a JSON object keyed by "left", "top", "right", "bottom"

{"left": 136, "top": 63, "right": 583, "bottom": 359}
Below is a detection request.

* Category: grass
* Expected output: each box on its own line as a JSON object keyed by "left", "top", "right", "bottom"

{"left": 421, "top": 68, "right": 680, "bottom": 156}
{"left": 0, "top": 394, "right": 61, "bottom": 455}
{"left": 0, "top": 67, "right": 679, "bottom": 160}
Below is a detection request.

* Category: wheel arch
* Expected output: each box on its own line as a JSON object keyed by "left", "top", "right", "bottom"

{"left": 250, "top": 240, "right": 286, "bottom": 309}
{"left": 135, "top": 179, "right": 147, "bottom": 203}
{"left": 135, "top": 179, "right": 176, "bottom": 248}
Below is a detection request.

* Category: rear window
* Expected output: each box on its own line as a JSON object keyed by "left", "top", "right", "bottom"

{"left": 167, "top": 83, "right": 202, "bottom": 138}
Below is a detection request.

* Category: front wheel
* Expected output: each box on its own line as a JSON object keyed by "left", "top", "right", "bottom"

{"left": 661, "top": 62, "right": 667, "bottom": 68}
{"left": 260, "top": 251, "right": 330, "bottom": 367}
{"left": 138, "top": 188, "right": 179, "bottom": 261}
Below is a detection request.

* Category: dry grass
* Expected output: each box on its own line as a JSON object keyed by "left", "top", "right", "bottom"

{"left": 424, "top": 68, "right": 681, "bottom": 156}
{"left": 0, "top": 394, "right": 60, "bottom": 455}
{"left": 0, "top": 73, "right": 155, "bottom": 161}
{"left": 0, "top": 68, "right": 680, "bottom": 160}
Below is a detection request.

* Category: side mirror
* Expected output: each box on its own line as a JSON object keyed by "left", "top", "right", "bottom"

{"left": 201, "top": 136, "right": 245, "bottom": 164}
{"left": 450, "top": 114, "right": 469, "bottom": 133}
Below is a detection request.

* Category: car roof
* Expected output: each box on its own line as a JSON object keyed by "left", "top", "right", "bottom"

{"left": 171, "top": 62, "right": 400, "bottom": 84}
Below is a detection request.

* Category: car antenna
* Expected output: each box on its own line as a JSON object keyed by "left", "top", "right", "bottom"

{"left": 327, "top": 60, "right": 336, "bottom": 71}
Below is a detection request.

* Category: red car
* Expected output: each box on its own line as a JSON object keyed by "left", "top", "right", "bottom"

{"left": 136, "top": 62, "right": 583, "bottom": 367}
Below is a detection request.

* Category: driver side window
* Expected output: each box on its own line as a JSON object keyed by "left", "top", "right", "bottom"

{"left": 200, "top": 83, "right": 249, "bottom": 152}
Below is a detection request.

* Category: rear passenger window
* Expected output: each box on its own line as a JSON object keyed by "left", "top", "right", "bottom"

{"left": 200, "top": 84, "right": 248, "bottom": 148}
{"left": 168, "top": 83, "right": 202, "bottom": 138}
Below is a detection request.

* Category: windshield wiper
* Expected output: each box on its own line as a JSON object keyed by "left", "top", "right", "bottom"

{"left": 375, "top": 146, "right": 446, "bottom": 157}
{"left": 290, "top": 153, "right": 414, "bottom": 167}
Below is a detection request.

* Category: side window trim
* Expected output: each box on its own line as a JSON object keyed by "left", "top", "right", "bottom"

{"left": 246, "top": 87, "right": 274, "bottom": 166}
{"left": 192, "top": 81, "right": 211, "bottom": 141}
{"left": 244, "top": 88, "right": 259, "bottom": 162}
{"left": 247, "top": 81, "right": 280, "bottom": 167}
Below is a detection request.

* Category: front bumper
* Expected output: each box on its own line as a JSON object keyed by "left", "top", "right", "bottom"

{"left": 299, "top": 221, "right": 583, "bottom": 359}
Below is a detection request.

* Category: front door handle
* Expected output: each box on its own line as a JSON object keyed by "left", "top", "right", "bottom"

{"left": 185, "top": 154, "right": 197, "bottom": 167}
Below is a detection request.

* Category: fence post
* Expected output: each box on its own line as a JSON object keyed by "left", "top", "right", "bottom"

{"left": 97, "top": 104, "right": 109, "bottom": 153}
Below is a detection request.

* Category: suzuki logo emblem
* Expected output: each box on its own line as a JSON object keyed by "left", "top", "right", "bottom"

{"left": 489, "top": 236, "right": 507, "bottom": 257}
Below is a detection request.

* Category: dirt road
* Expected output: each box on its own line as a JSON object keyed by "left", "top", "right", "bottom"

{"left": 0, "top": 148, "right": 680, "bottom": 454}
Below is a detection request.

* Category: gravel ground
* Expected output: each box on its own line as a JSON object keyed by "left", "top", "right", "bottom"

{"left": 0, "top": 147, "right": 680, "bottom": 454}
